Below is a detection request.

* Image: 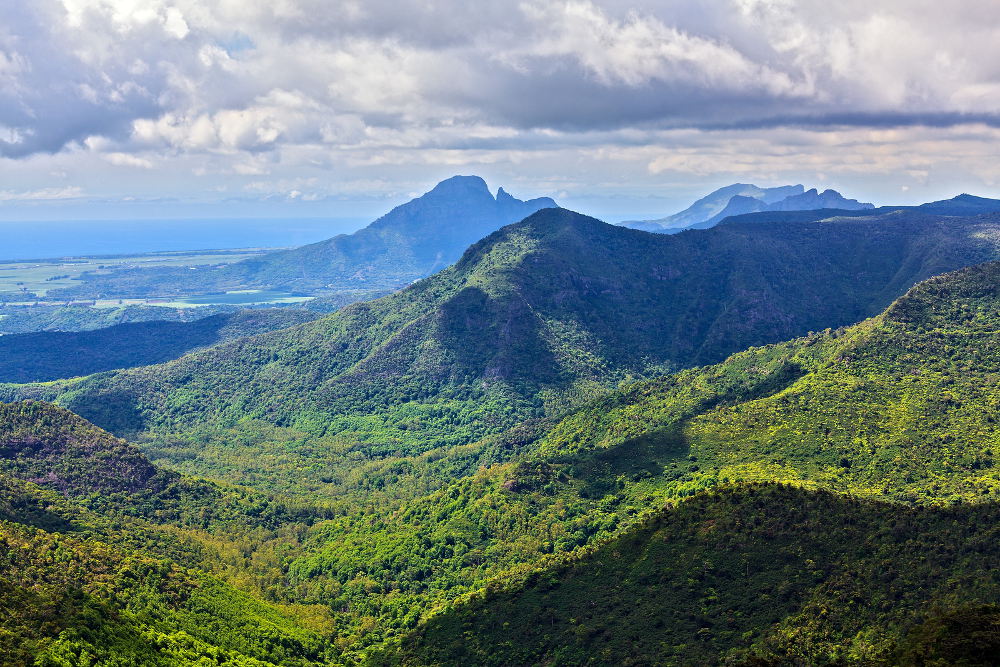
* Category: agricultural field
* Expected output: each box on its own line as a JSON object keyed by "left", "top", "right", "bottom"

{"left": 0, "top": 248, "right": 273, "bottom": 300}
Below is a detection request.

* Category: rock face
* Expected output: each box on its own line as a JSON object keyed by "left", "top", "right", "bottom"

{"left": 621, "top": 183, "right": 874, "bottom": 233}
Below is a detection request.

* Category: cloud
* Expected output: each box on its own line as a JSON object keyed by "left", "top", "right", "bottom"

{"left": 5, "top": 0, "right": 1000, "bottom": 159}
{"left": 0, "top": 186, "right": 85, "bottom": 201}
{"left": 103, "top": 152, "right": 153, "bottom": 168}
{"left": 2, "top": 0, "right": 1000, "bottom": 215}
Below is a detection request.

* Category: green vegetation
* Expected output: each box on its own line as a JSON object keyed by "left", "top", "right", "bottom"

{"left": 386, "top": 484, "right": 1000, "bottom": 666}
{"left": 0, "top": 249, "right": 265, "bottom": 298}
{"left": 0, "top": 302, "right": 243, "bottom": 334}
{"left": 16, "top": 209, "right": 1000, "bottom": 455}
{"left": 265, "top": 260, "right": 1000, "bottom": 659}
{"left": 8, "top": 211, "right": 1000, "bottom": 664}
{"left": 9, "top": 207, "right": 1000, "bottom": 486}
{"left": 0, "top": 518, "right": 330, "bottom": 666}
{"left": 0, "top": 402, "right": 336, "bottom": 665}
{"left": 0, "top": 308, "right": 318, "bottom": 382}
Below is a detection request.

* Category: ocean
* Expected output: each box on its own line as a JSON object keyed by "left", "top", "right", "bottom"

{"left": 0, "top": 217, "right": 368, "bottom": 260}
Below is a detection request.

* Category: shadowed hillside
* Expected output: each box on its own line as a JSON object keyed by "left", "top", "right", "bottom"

{"left": 270, "top": 261, "right": 1000, "bottom": 656}
{"left": 0, "top": 308, "right": 318, "bottom": 382}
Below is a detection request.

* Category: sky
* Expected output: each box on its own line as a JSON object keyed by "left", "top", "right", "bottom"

{"left": 2, "top": 0, "right": 1000, "bottom": 225}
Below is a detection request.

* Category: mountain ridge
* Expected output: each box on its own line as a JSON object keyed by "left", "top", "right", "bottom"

{"left": 621, "top": 182, "right": 874, "bottom": 232}
{"left": 280, "top": 259, "right": 1000, "bottom": 658}
{"left": 9, "top": 216, "right": 1000, "bottom": 662}
{"left": 10, "top": 206, "right": 1000, "bottom": 480}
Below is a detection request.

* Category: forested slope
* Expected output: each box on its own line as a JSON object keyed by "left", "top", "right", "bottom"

{"left": 12, "top": 207, "right": 1000, "bottom": 459}
{"left": 7, "top": 258, "right": 1000, "bottom": 663}
{"left": 0, "top": 401, "right": 334, "bottom": 665}
{"left": 267, "top": 261, "right": 1000, "bottom": 657}
{"left": 388, "top": 484, "right": 1000, "bottom": 666}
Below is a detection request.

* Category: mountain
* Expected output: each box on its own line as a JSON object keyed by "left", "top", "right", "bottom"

{"left": 10, "top": 234, "right": 1000, "bottom": 662}
{"left": 223, "top": 176, "right": 558, "bottom": 292}
{"left": 622, "top": 183, "right": 874, "bottom": 233}
{"left": 767, "top": 186, "right": 874, "bottom": 212}
{"left": 284, "top": 260, "right": 1000, "bottom": 657}
{"left": 917, "top": 192, "right": 1000, "bottom": 214}
{"left": 389, "top": 485, "right": 1000, "bottom": 666}
{"left": 677, "top": 192, "right": 1000, "bottom": 231}
{"left": 689, "top": 187, "right": 876, "bottom": 230}
{"left": 622, "top": 183, "right": 805, "bottom": 231}
{"left": 11, "top": 206, "right": 1000, "bottom": 488}
{"left": 0, "top": 308, "right": 318, "bottom": 382}
{"left": 49, "top": 176, "right": 558, "bottom": 299}
{"left": 695, "top": 193, "right": 768, "bottom": 226}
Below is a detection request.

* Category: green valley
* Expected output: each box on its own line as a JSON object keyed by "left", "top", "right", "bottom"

{"left": 6, "top": 6, "right": 996, "bottom": 665}
{"left": 7, "top": 209, "right": 1000, "bottom": 664}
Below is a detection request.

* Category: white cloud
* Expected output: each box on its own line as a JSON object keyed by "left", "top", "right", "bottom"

{"left": 0, "top": 186, "right": 85, "bottom": 201}
{"left": 103, "top": 152, "right": 153, "bottom": 168}
{"left": 2, "top": 0, "right": 1000, "bottom": 214}
{"left": 518, "top": 1, "right": 801, "bottom": 96}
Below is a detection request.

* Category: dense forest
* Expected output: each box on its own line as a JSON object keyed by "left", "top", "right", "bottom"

{"left": 0, "top": 402, "right": 336, "bottom": 665}
{"left": 6, "top": 0, "right": 999, "bottom": 660}
{"left": 387, "top": 484, "right": 1000, "bottom": 665}
{"left": 6, "top": 211, "right": 1000, "bottom": 663}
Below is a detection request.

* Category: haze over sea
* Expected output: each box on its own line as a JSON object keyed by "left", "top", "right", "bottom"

{"left": 0, "top": 218, "right": 367, "bottom": 260}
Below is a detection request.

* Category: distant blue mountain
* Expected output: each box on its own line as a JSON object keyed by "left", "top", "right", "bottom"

{"left": 621, "top": 184, "right": 874, "bottom": 233}
{"left": 232, "top": 175, "right": 559, "bottom": 290}
{"left": 676, "top": 193, "right": 1000, "bottom": 230}
{"left": 622, "top": 184, "right": 805, "bottom": 232}
{"left": 915, "top": 193, "right": 1000, "bottom": 215}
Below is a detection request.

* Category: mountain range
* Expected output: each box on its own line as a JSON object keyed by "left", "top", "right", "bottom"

{"left": 49, "top": 176, "right": 557, "bottom": 300}
{"left": 621, "top": 182, "right": 875, "bottom": 233}
{"left": 8, "top": 185, "right": 1000, "bottom": 663}
{"left": 323, "top": 259, "right": 1000, "bottom": 663}
{"left": 7, "top": 256, "right": 1000, "bottom": 662}
{"left": 8, "top": 202, "right": 1000, "bottom": 488}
